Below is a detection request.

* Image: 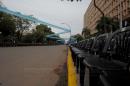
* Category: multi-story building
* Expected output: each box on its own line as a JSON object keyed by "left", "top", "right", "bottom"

{"left": 84, "top": 0, "right": 130, "bottom": 34}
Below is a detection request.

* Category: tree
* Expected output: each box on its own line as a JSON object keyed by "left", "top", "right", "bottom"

{"left": 82, "top": 27, "right": 90, "bottom": 38}
{"left": 20, "top": 24, "right": 55, "bottom": 44}
{"left": 22, "top": 33, "right": 34, "bottom": 43}
{"left": 31, "top": 24, "right": 54, "bottom": 43}
{"left": 15, "top": 17, "right": 31, "bottom": 41}
{"left": 96, "top": 16, "right": 119, "bottom": 33}
{"left": 72, "top": 34, "right": 83, "bottom": 42}
{"left": 0, "top": 12, "right": 16, "bottom": 37}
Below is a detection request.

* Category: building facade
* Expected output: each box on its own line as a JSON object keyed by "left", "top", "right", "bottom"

{"left": 84, "top": 0, "right": 130, "bottom": 34}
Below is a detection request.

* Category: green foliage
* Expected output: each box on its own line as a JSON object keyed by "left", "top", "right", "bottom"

{"left": 72, "top": 34, "right": 83, "bottom": 42}
{"left": 82, "top": 27, "right": 90, "bottom": 38}
{"left": 22, "top": 33, "right": 34, "bottom": 43}
{"left": 0, "top": 12, "right": 16, "bottom": 37}
{"left": 32, "top": 24, "right": 54, "bottom": 43}
{"left": 36, "top": 24, "right": 54, "bottom": 35}
{"left": 0, "top": 12, "right": 60, "bottom": 45}
{"left": 0, "top": 12, "right": 32, "bottom": 43}
{"left": 22, "top": 24, "right": 55, "bottom": 43}
{"left": 15, "top": 17, "right": 31, "bottom": 41}
{"left": 96, "top": 16, "right": 119, "bottom": 33}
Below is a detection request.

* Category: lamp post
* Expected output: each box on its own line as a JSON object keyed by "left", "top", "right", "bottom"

{"left": 119, "top": 0, "right": 123, "bottom": 29}
{"left": 93, "top": 0, "right": 106, "bottom": 33}
{"left": 61, "top": 23, "right": 71, "bottom": 43}
{"left": 93, "top": 0, "right": 104, "bottom": 17}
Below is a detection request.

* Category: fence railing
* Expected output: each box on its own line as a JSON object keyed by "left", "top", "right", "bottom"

{"left": 69, "top": 26, "right": 130, "bottom": 86}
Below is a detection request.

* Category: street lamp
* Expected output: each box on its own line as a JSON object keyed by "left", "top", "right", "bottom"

{"left": 61, "top": 23, "right": 71, "bottom": 43}
{"left": 119, "top": 0, "right": 123, "bottom": 29}
{"left": 94, "top": 0, "right": 122, "bottom": 29}
{"left": 93, "top": 0, "right": 104, "bottom": 17}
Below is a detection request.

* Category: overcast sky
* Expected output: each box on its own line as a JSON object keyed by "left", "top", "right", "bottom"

{"left": 2, "top": 0, "right": 91, "bottom": 38}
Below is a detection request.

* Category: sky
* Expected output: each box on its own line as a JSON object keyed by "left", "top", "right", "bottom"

{"left": 2, "top": 0, "right": 91, "bottom": 38}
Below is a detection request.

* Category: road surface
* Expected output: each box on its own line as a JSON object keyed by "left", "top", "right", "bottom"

{"left": 0, "top": 45, "right": 67, "bottom": 86}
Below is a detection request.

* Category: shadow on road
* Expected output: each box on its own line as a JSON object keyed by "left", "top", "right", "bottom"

{"left": 54, "top": 63, "right": 68, "bottom": 86}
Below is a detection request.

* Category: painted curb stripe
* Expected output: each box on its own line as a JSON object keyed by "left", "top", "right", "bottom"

{"left": 67, "top": 48, "right": 77, "bottom": 86}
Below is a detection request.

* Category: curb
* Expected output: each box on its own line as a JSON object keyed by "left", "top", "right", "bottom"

{"left": 67, "top": 48, "right": 77, "bottom": 86}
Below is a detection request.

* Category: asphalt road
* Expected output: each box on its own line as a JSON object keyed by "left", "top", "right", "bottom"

{"left": 0, "top": 45, "right": 67, "bottom": 86}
